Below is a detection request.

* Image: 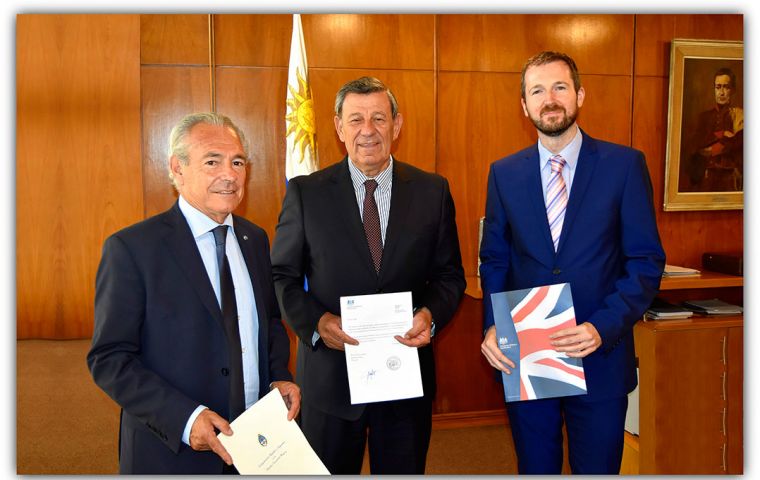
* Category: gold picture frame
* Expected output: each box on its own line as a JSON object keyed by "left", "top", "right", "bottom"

{"left": 663, "top": 39, "right": 743, "bottom": 211}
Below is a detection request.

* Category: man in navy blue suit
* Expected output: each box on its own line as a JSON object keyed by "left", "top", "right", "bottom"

{"left": 88, "top": 113, "right": 300, "bottom": 473}
{"left": 479, "top": 51, "right": 665, "bottom": 474}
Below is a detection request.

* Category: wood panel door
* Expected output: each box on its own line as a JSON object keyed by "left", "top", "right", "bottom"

{"left": 726, "top": 326, "right": 743, "bottom": 473}
{"left": 637, "top": 323, "right": 729, "bottom": 474}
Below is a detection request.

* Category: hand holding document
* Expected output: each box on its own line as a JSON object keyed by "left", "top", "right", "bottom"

{"left": 340, "top": 291, "right": 423, "bottom": 405}
{"left": 491, "top": 283, "right": 587, "bottom": 402}
{"left": 216, "top": 389, "right": 329, "bottom": 475}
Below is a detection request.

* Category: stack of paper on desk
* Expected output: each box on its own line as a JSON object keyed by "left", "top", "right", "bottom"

{"left": 663, "top": 264, "right": 701, "bottom": 277}
{"left": 340, "top": 291, "right": 423, "bottom": 405}
{"left": 683, "top": 298, "right": 743, "bottom": 315}
{"left": 645, "top": 297, "right": 694, "bottom": 320}
{"left": 491, "top": 283, "right": 587, "bottom": 402}
{"left": 217, "top": 389, "right": 329, "bottom": 475}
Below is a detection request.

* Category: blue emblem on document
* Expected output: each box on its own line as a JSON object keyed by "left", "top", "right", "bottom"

{"left": 258, "top": 434, "right": 268, "bottom": 446}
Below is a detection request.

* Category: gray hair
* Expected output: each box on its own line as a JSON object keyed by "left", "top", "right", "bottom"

{"left": 167, "top": 112, "right": 249, "bottom": 187}
{"left": 334, "top": 77, "right": 399, "bottom": 118}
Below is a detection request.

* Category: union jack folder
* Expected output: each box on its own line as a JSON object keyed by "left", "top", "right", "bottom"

{"left": 491, "top": 283, "right": 587, "bottom": 402}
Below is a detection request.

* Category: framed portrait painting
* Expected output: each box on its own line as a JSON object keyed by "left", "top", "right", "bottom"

{"left": 663, "top": 39, "right": 743, "bottom": 211}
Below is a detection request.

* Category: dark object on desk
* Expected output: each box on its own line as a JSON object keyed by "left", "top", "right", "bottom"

{"left": 683, "top": 298, "right": 743, "bottom": 315}
{"left": 702, "top": 252, "right": 743, "bottom": 276}
{"left": 644, "top": 297, "right": 693, "bottom": 320}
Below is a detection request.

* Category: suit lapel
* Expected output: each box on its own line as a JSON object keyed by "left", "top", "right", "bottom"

{"left": 525, "top": 148, "right": 557, "bottom": 263}
{"left": 329, "top": 158, "right": 378, "bottom": 278}
{"left": 556, "top": 131, "right": 598, "bottom": 254}
{"left": 163, "top": 203, "right": 224, "bottom": 326}
{"left": 380, "top": 161, "right": 413, "bottom": 279}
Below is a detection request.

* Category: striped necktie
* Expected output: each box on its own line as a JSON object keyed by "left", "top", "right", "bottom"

{"left": 546, "top": 155, "right": 568, "bottom": 251}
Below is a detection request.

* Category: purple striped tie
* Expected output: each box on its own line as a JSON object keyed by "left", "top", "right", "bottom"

{"left": 546, "top": 155, "right": 568, "bottom": 251}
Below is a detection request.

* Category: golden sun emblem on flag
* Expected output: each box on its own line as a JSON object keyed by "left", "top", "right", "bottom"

{"left": 285, "top": 68, "right": 316, "bottom": 161}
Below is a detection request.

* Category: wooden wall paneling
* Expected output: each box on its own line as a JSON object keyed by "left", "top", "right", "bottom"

{"left": 17, "top": 14, "right": 143, "bottom": 339}
{"left": 438, "top": 14, "right": 634, "bottom": 75}
{"left": 437, "top": 72, "right": 530, "bottom": 277}
{"left": 432, "top": 295, "right": 506, "bottom": 414}
{"left": 634, "top": 14, "right": 743, "bottom": 77}
{"left": 214, "top": 14, "right": 291, "bottom": 67}
{"left": 140, "top": 66, "right": 212, "bottom": 218}
{"left": 310, "top": 69, "right": 436, "bottom": 174}
{"left": 674, "top": 14, "right": 744, "bottom": 43}
{"left": 214, "top": 67, "right": 289, "bottom": 240}
{"left": 577, "top": 75, "right": 632, "bottom": 146}
{"left": 633, "top": 15, "right": 677, "bottom": 77}
{"left": 140, "top": 14, "right": 210, "bottom": 65}
{"left": 303, "top": 14, "right": 435, "bottom": 70}
{"left": 631, "top": 77, "right": 668, "bottom": 210}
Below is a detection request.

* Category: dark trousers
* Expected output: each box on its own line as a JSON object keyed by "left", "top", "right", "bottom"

{"left": 507, "top": 394, "right": 629, "bottom": 474}
{"left": 300, "top": 397, "right": 432, "bottom": 474}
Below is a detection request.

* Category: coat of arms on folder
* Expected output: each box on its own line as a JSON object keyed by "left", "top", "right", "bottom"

{"left": 491, "top": 283, "right": 587, "bottom": 402}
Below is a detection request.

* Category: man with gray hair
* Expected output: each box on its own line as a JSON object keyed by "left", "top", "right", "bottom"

{"left": 88, "top": 112, "right": 300, "bottom": 473}
{"left": 272, "top": 77, "right": 465, "bottom": 474}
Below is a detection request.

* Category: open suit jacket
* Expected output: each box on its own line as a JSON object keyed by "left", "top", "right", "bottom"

{"left": 271, "top": 158, "right": 465, "bottom": 421}
{"left": 480, "top": 131, "right": 665, "bottom": 401}
{"left": 87, "top": 202, "right": 292, "bottom": 474}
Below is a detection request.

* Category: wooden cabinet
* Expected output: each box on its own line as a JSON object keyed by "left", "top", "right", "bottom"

{"left": 633, "top": 273, "right": 743, "bottom": 474}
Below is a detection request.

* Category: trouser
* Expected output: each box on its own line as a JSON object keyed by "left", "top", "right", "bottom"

{"left": 507, "top": 394, "right": 629, "bottom": 474}
{"left": 300, "top": 397, "right": 433, "bottom": 474}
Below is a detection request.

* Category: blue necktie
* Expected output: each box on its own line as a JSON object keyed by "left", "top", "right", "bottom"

{"left": 212, "top": 225, "right": 245, "bottom": 421}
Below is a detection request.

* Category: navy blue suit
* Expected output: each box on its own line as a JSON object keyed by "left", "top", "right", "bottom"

{"left": 87, "top": 203, "right": 293, "bottom": 474}
{"left": 480, "top": 131, "right": 665, "bottom": 473}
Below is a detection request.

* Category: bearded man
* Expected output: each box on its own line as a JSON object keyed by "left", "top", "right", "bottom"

{"left": 478, "top": 51, "right": 665, "bottom": 474}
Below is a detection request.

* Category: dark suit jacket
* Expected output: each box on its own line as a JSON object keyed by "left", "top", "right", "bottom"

{"left": 271, "top": 158, "right": 465, "bottom": 421}
{"left": 480, "top": 131, "right": 665, "bottom": 400}
{"left": 87, "top": 202, "right": 292, "bottom": 474}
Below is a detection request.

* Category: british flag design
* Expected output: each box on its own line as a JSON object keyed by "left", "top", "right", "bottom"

{"left": 492, "top": 283, "right": 587, "bottom": 402}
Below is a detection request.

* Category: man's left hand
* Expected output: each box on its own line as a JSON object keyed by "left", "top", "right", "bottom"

{"left": 549, "top": 321, "right": 601, "bottom": 358}
{"left": 270, "top": 381, "right": 301, "bottom": 421}
{"left": 395, "top": 307, "right": 432, "bottom": 348}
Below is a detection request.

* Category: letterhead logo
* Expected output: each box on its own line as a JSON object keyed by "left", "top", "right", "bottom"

{"left": 347, "top": 299, "right": 355, "bottom": 306}
{"left": 498, "top": 336, "right": 508, "bottom": 348}
{"left": 258, "top": 434, "right": 268, "bottom": 446}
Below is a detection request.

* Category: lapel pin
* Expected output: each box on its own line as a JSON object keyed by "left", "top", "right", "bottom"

{"left": 243, "top": 235, "right": 248, "bottom": 241}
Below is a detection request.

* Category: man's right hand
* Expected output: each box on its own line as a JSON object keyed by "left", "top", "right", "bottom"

{"left": 316, "top": 312, "right": 359, "bottom": 351}
{"left": 480, "top": 325, "right": 516, "bottom": 374}
{"left": 189, "top": 408, "right": 234, "bottom": 465}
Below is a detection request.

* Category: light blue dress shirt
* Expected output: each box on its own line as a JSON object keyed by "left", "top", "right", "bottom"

{"left": 178, "top": 196, "right": 260, "bottom": 445}
{"left": 537, "top": 126, "right": 583, "bottom": 203}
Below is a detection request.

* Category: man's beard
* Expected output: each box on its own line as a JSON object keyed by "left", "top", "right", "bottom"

{"left": 529, "top": 104, "right": 578, "bottom": 137}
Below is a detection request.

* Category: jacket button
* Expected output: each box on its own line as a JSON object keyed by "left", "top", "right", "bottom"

{"left": 552, "top": 268, "right": 561, "bottom": 275}
{"left": 221, "top": 368, "right": 229, "bottom": 376}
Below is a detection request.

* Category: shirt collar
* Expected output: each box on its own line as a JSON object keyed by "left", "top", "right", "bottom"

{"left": 347, "top": 155, "right": 394, "bottom": 192}
{"left": 178, "top": 195, "right": 234, "bottom": 240}
{"left": 537, "top": 126, "right": 583, "bottom": 172}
